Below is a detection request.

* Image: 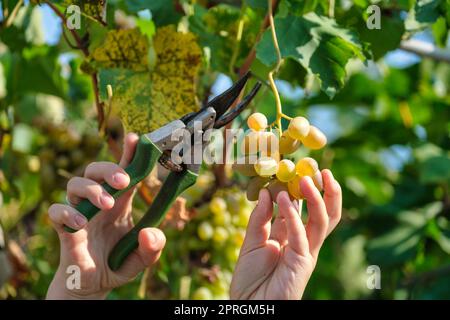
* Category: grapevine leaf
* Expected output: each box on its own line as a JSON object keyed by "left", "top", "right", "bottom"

{"left": 420, "top": 155, "right": 450, "bottom": 183}
{"left": 278, "top": 0, "right": 326, "bottom": 16}
{"left": 100, "top": 26, "right": 203, "bottom": 134}
{"left": 357, "top": 16, "right": 405, "bottom": 60}
{"left": 188, "top": 4, "right": 261, "bottom": 73}
{"left": 415, "top": 0, "right": 442, "bottom": 23}
{"left": 4, "top": 47, "right": 67, "bottom": 100}
{"left": 405, "top": 0, "right": 448, "bottom": 30}
{"left": 125, "top": 0, "right": 181, "bottom": 27}
{"left": 432, "top": 16, "right": 448, "bottom": 47}
{"left": 256, "top": 13, "right": 368, "bottom": 98}
{"left": 83, "top": 28, "right": 150, "bottom": 72}
{"left": 60, "top": 0, "right": 106, "bottom": 24}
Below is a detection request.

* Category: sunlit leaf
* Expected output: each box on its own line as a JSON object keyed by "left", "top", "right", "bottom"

{"left": 100, "top": 26, "right": 202, "bottom": 134}
{"left": 256, "top": 13, "right": 368, "bottom": 98}
{"left": 83, "top": 28, "right": 150, "bottom": 72}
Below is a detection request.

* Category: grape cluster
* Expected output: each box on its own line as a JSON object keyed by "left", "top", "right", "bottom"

{"left": 233, "top": 113, "right": 327, "bottom": 202}
{"left": 189, "top": 188, "right": 254, "bottom": 299}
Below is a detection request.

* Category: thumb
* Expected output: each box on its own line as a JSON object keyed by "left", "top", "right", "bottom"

{"left": 119, "top": 133, "right": 140, "bottom": 168}
{"left": 115, "top": 228, "right": 166, "bottom": 279}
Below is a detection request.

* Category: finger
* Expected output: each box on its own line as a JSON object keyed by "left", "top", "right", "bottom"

{"left": 269, "top": 215, "right": 287, "bottom": 246}
{"left": 84, "top": 162, "right": 130, "bottom": 189}
{"left": 48, "top": 204, "right": 87, "bottom": 233}
{"left": 276, "top": 191, "right": 309, "bottom": 256}
{"left": 67, "top": 177, "right": 115, "bottom": 210}
{"left": 116, "top": 228, "right": 166, "bottom": 278}
{"left": 322, "top": 169, "right": 342, "bottom": 235}
{"left": 241, "top": 189, "right": 273, "bottom": 253}
{"left": 119, "top": 133, "right": 139, "bottom": 168}
{"left": 301, "top": 176, "right": 328, "bottom": 258}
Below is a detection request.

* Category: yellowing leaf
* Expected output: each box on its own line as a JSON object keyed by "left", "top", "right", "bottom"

{"left": 101, "top": 26, "right": 203, "bottom": 134}
{"left": 87, "top": 28, "right": 150, "bottom": 72}
{"left": 62, "top": 0, "right": 106, "bottom": 23}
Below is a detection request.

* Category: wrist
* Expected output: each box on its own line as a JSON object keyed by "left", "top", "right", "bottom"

{"left": 46, "top": 268, "right": 109, "bottom": 300}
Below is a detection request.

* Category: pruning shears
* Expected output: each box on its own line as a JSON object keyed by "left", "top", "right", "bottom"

{"left": 66, "top": 72, "right": 261, "bottom": 271}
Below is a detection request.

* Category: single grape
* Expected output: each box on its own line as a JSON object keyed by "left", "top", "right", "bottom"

{"left": 246, "top": 176, "right": 271, "bottom": 201}
{"left": 197, "top": 221, "right": 214, "bottom": 241}
{"left": 225, "top": 246, "right": 240, "bottom": 263}
{"left": 213, "top": 226, "right": 229, "bottom": 243}
{"left": 254, "top": 156, "right": 278, "bottom": 177}
{"left": 209, "top": 197, "right": 227, "bottom": 215}
{"left": 288, "top": 116, "right": 310, "bottom": 140}
{"left": 192, "top": 287, "right": 213, "bottom": 300}
{"left": 279, "top": 130, "right": 300, "bottom": 154}
{"left": 235, "top": 206, "right": 252, "bottom": 227}
{"left": 232, "top": 228, "right": 246, "bottom": 246}
{"left": 276, "top": 159, "right": 296, "bottom": 182}
{"left": 301, "top": 125, "right": 327, "bottom": 150}
{"left": 267, "top": 179, "right": 289, "bottom": 202}
{"left": 287, "top": 175, "right": 304, "bottom": 199}
{"left": 295, "top": 157, "right": 319, "bottom": 177}
{"left": 247, "top": 112, "right": 268, "bottom": 131}
{"left": 240, "top": 131, "right": 260, "bottom": 155}
{"left": 258, "top": 131, "right": 278, "bottom": 156}
{"left": 27, "top": 156, "right": 41, "bottom": 173}
{"left": 213, "top": 210, "right": 232, "bottom": 226}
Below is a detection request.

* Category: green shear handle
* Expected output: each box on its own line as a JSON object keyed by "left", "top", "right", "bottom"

{"left": 64, "top": 135, "right": 162, "bottom": 232}
{"left": 108, "top": 169, "right": 197, "bottom": 271}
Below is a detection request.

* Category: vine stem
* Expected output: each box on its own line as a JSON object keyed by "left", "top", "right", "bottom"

{"left": 267, "top": 0, "right": 284, "bottom": 137}
{"left": 4, "top": 0, "right": 23, "bottom": 28}
{"left": 329, "top": 0, "right": 335, "bottom": 18}
{"left": 45, "top": 0, "right": 105, "bottom": 131}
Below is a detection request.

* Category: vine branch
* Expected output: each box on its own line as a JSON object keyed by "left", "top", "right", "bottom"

{"left": 267, "top": 0, "right": 284, "bottom": 137}
{"left": 3, "top": 0, "right": 24, "bottom": 28}
{"left": 45, "top": 0, "right": 105, "bottom": 131}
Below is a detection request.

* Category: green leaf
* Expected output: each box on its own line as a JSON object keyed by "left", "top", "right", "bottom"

{"left": 256, "top": 13, "right": 368, "bottom": 98}
{"left": 406, "top": 0, "right": 446, "bottom": 30}
{"left": 278, "top": 0, "right": 323, "bottom": 16}
{"left": 367, "top": 225, "right": 422, "bottom": 267}
{"left": 246, "top": 0, "right": 268, "bottom": 10}
{"left": 125, "top": 0, "right": 181, "bottom": 26}
{"left": 358, "top": 16, "right": 405, "bottom": 60}
{"left": 432, "top": 16, "right": 448, "bottom": 47}
{"left": 5, "top": 47, "right": 67, "bottom": 100}
{"left": 415, "top": 0, "right": 442, "bottom": 23}
{"left": 60, "top": 0, "right": 107, "bottom": 24}
{"left": 420, "top": 155, "right": 450, "bottom": 183}
{"left": 189, "top": 4, "right": 261, "bottom": 74}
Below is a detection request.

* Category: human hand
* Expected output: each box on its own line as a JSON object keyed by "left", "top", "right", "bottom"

{"left": 230, "top": 169, "right": 342, "bottom": 299}
{"left": 46, "top": 133, "right": 166, "bottom": 299}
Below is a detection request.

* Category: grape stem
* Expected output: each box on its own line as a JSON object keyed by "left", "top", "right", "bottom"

{"left": 267, "top": 0, "right": 289, "bottom": 136}
{"left": 3, "top": 0, "right": 23, "bottom": 28}
{"left": 329, "top": 0, "right": 335, "bottom": 18}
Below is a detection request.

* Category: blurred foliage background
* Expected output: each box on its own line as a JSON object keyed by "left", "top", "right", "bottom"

{"left": 0, "top": 0, "right": 449, "bottom": 300}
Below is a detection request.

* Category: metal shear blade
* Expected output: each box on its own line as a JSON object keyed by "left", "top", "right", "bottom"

{"left": 180, "top": 71, "right": 261, "bottom": 128}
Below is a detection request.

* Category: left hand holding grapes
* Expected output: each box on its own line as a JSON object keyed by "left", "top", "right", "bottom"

{"left": 230, "top": 169, "right": 342, "bottom": 300}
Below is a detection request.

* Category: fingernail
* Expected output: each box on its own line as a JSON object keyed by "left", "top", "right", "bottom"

{"left": 148, "top": 231, "right": 156, "bottom": 244}
{"left": 75, "top": 214, "right": 87, "bottom": 227}
{"left": 113, "top": 172, "right": 129, "bottom": 185}
{"left": 101, "top": 192, "right": 114, "bottom": 207}
{"left": 302, "top": 176, "right": 313, "bottom": 184}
